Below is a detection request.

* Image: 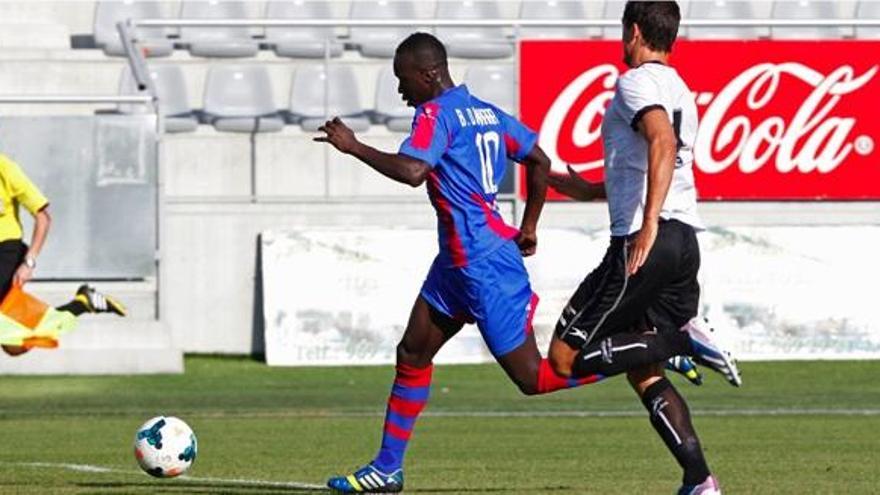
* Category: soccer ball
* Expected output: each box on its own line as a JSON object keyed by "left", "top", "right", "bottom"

{"left": 133, "top": 416, "right": 198, "bottom": 478}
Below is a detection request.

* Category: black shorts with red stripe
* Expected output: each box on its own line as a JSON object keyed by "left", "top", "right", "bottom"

{"left": 555, "top": 219, "right": 700, "bottom": 350}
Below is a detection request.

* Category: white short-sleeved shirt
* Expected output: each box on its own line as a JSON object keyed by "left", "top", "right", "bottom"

{"left": 601, "top": 61, "right": 704, "bottom": 236}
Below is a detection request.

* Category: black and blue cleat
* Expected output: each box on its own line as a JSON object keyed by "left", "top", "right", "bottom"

{"left": 328, "top": 463, "right": 404, "bottom": 493}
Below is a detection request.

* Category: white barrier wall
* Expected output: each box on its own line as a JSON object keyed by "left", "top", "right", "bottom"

{"left": 262, "top": 226, "right": 880, "bottom": 365}
{"left": 698, "top": 226, "right": 880, "bottom": 359}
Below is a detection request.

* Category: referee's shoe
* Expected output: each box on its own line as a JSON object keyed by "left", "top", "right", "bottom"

{"left": 682, "top": 317, "right": 742, "bottom": 387}
{"left": 75, "top": 284, "right": 127, "bottom": 317}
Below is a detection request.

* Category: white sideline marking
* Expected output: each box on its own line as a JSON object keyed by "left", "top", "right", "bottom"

{"left": 12, "top": 462, "right": 116, "bottom": 473}
{"left": 5, "top": 462, "right": 325, "bottom": 490}
{"left": 178, "top": 474, "right": 324, "bottom": 490}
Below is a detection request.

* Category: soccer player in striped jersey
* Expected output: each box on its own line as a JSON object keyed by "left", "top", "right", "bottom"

{"left": 315, "top": 32, "right": 599, "bottom": 493}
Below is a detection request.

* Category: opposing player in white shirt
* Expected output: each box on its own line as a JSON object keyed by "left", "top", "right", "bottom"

{"left": 546, "top": 2, "right": 740, "bottom": 494}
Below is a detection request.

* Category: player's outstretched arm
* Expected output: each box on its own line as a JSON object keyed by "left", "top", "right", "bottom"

{"left": 547, "top": 165, "right": 606, "bottom": 202}
{"left": 516, "top": 145, "right": 552, "bottom": 257}
{"left": 314, "top": 117, "right": 431, "bottom": 187}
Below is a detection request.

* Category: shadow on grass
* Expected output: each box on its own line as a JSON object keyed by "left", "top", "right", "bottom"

{"left": 76, "top": 480, "right": 325, "bottom": 494}
{"left": 407, "top": 486, "right": 574, "bottom": 493}
{"left": 76, "top": 481, "right": 575, "bottom": 494}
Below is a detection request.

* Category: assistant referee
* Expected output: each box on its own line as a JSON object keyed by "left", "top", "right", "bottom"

{"left": 0, "top": 153, "right": 50, "bottom": 299}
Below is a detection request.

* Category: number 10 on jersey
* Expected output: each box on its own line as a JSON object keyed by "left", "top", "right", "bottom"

{"left": 476, "top": 131, "right": 501, "bottom": 194}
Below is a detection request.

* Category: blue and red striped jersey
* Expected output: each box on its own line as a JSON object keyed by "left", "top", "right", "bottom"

{"left": 398, "top": 85, "right": 538, "bottom": 267}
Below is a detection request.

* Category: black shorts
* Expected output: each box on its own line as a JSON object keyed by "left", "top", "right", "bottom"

{"left": 555, "top": 219, "right": 700, "bottom": 349}
{"left": 0, "top": 239, "right": 27, "bottom": 300}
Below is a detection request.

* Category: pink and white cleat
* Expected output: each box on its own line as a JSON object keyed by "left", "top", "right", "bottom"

{"left": 677, "top": 475, "right": 722, "bottom": 495}
{"left": 681, "top": 317, "right": 742, "bottom": 387}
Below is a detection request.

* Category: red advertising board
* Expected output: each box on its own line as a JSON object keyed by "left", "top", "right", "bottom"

{"left": 519, "top": 40, "right": 880, "bottom": 200}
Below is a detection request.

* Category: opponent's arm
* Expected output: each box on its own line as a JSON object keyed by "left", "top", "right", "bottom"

{"left": 547, "top": 165, "right": 606, "bottom": 201}
{"left": 314, "top": 117, "right": 431, "bottom": 187}
{"left": 628, "top": 108, "right": 677, "bottom": 275}
{"left": 516, "top": 145, "right": 551, "bottom": 257}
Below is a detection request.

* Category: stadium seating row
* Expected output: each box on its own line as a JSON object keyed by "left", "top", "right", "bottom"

{"left": 119, "top": 63, "right": 515, "bottom": 133}
{"left": 94, "top": 1, "right": 880, "bottom": 60}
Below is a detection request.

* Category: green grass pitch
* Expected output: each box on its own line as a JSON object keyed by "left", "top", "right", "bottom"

{"left": 0, "top": 356, "right": 878, "bottom": 494}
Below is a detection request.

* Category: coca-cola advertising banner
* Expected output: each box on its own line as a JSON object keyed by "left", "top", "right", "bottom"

{"left": 520, "top": 40, "right": 880, "bottom": 200}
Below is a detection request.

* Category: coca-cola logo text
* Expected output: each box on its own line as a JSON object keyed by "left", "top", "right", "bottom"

{"left": 521, "top": 40, "right": 880, "bottom": 199}
{"left": 540, "top": 62, "right": 876, "bottom": 175}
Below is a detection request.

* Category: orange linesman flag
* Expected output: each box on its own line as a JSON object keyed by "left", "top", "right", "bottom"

{"left": 0, "top": 286, "right": 78, "bottom": 349}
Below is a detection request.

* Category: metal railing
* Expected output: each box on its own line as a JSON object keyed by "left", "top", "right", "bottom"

{"left": 117, "top": 15, "right": 880, "bottom": 114}
{"left": 119, "top": 16, "right": 880, "bottom": 204}
{"left": 117, "top": 15, "right": 880, "bottom": 112}
{"left": 131, "top": 19, "right": 880, "bottom": 28}
{"left": 0, "top": 96, "right": 152, "bottom": 104}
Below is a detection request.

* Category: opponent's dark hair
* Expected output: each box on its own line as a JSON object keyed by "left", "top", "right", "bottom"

{"left": 622, "top": 1, "right": 680, "bottom": 53}
{"left": 395, "top": 32, "right": 448, "bottom": 67}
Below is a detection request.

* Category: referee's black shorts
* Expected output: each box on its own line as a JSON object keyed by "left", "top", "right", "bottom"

{"left": 555, "top": 219, "right": 700, "bottom": 350}
{"left": 0, "top": 239, "right": 27, "bottom": 300}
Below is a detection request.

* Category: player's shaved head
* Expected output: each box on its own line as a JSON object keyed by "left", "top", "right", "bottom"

{"left": 395, "top": 32, "right": 448, "bottom": 70}
{"left": 393, "top": 32, "right": 454, "bottom": 108}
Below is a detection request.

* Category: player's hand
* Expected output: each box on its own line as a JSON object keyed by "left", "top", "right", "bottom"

{"left": 516, "top": 228, "right": 538, "bottom": 257}
{"left": 313, "top": 117, "right": 359, "bottom": 154}
{"left": 627, "top": 219, "right": 658, "bottom": 275}
{"left": 547, "top": 165, "right": 598, "bottom": 201}
{"left": 13, "top": 264, "right": 33, "bottom": 287}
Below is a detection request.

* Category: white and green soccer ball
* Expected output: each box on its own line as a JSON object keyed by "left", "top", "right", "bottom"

{"left": 133, "top": 416, "right": 198, "bottom": 478}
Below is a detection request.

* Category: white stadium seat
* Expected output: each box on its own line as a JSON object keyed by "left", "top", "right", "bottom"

{"left": 464, "top": 65, "right": 516, "bottom": 115}
{"left": 265, "top": 0, "right": 343, "bottom": 59}
{"left": 118, "top": 64, "right": 198, "bottom": 133}
{"left": 373, "top": 66, "right": 414, "bottom": 133}
{"left": 288, "top": 64, "right": 370, "bottom": 132}
{"left": 349, "top": 1, "right": 417, "bottom": 59}
{"left": 855, "top": 1, "right": 880, "bottom": 39}
{"left": 602, "top": 1, "right": 705, "bottom": 39}
{"left": 518, "top": 0, "right": 594, "bottom": 40}
{"left": 770, "top": 1, "right": 853, "bottom": 39}
{"left": 687, "top": 0, "right": 768, "bottom": 39}
{"left": 179, "top": 0, "right": 259, "bottom": 58}
{"left": 435, "top": 1, "right": 514, "bottom": 59}
{"left": 601, "top": 0, "right": 626, "bottom": 39}
{"left": 94, "top": 1, "right": 173, "bottom": 57}
{"left": 203, "top": 65, "right": 284, "bottom": 133}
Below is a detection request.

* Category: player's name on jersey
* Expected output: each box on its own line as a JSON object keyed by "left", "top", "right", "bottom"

{"left": 455, "top": 107, "right": 500, "bottom": 128}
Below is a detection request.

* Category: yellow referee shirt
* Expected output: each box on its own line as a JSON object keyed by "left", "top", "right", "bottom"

{"left": 0, "top": 154, "right": 49, "bottom": 243}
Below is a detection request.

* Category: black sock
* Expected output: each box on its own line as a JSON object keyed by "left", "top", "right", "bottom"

{"left": 57, "top": 300, "right": 89, "bottom": 317}
{"left": 570, "top": 331, "right": 691, "bottom": 378}
{"left": 641, "top": 378, "right": 710, "bottom": 485}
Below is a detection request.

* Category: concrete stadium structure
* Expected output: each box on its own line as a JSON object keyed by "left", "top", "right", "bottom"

{"left": 0, "top": 1, "right": 876, "bottom": 373}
